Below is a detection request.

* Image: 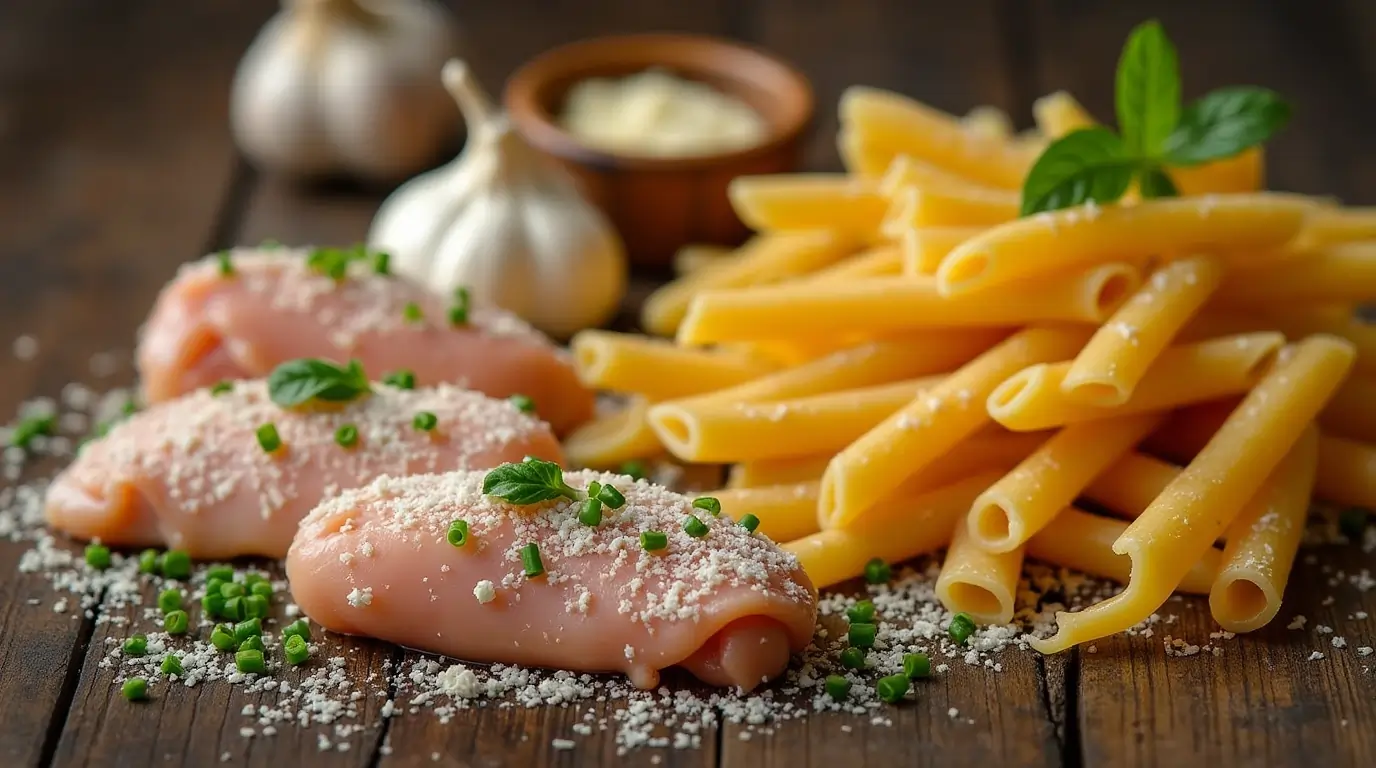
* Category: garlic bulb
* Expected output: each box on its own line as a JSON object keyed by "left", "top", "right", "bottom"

{"left": 369, "top": 60, "right": 627, "bottom": 338}
{"left": 231, "top": 0, "right": 460, "bottom": 181}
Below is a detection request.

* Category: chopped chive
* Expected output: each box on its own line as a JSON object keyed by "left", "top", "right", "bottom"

{"left": 162, "top": 549, "right": 192, "bottom": 580}
{"left": 235, "top": 648, "right": 266, "bottom": 675}
{"left": 239, "top": 635, "right": 265, "bottom": 653}
{"left": 216, "top": 250, "right": 235, "bottom": 277}
{"left": 210, "top": 381, "right": 233, "bottom": 396}
{"left": 848, "top": 622, "right": 877, "bottom": 649}
{"left": 220, "top": 581, "right": 245, "bottom": 599}
{"left": 578, "top": 498, "right": 603, "bottom": 527}
{"left": 949, "top": 612, "right": 976, "bottom": 645}
{"left": 587, "top": 481, "right": 602, "bottom": 499}
{"left": 137, "top": 549, "right": 160, "bottom": 574}
{"left": 619, "top": 460, "right": 647, "bottom": 480}
{"left": 640, "top": 531, "right": 668, "bottom": 551}
{"left": 282, "top": 619, "right": 311, "bottom": 644}
{"left": 243, "top": 594, "right": 270, "bottom": 620}
{"left": 1339, "top": 507, "right": 1368, "bottom": 541}
{"left": 202, "top": 592, "right": 226, "bottom": 619}
{"left": 847, "top": 600, "right": 875, "bottom": 624}
{"left": 447, "top": 520, "right": 470, "bottom": 547}
{"left": 521, "top": 543, "right": 545, "bottom": 578}
{"left": 381, "top": 369, "right": 415, "bottom": 390}
{"left": 206, "top": 577, "right": 225, "bottom": 596}
{"left": 85, "top": 543, "right": 111, "bottom": 570}
{"left": 222, "top": 596, "right": 244, "bottom": 622}
{"left": 597, "top": 484, "right": 626, "bottom": 509}
{"left": 839, "top": 647, "right": 866, "bottom": 669}
{"left": 403, "top": 301, "right": 424, "bottom": 323}
{"left": 284, "top": 634, "right": 310, "bottom": 665}
{"left": 876, "top": 674, "right": 910, "bottom": 704}
{"left": 157, "top": 588, "right": 182, "bottom": 614}
{"left": 206, "top": 564, "right": 234, "bottom": 582}
{"left": 449, "top": 286, "right": 470, "bottom": 326}
{"left": 683, "top": 515, "right": 710, "bottom": 538}
{"left": 863, "top": 557, "right": 891, "bottom": 585}
{"left": 163, "top": 610, "right": 190, "bottom": 635}
{"left": 123, "top": 635, "right": 148, "bottom": 657}
{"left": 256, "top": 423, "right": 282, "bottom": 453}
{"left": 903, "top": 653, "right": 931, "bottom": 679}
{"left": 825, "top": 674, "right": 851, "bottom": 702}
{"left": 242, "top": 573, "right": 266, "bottom": 588}
{"left": 249, "top": 581, "right": 273, "bottom": 600}
{"left": 10, "top": 414, "right": 54, "bottom": 450}
{"left": 260, "top": 238, "right": 282, "bottom": 249}
{"left": 334, "top": 424, "right": 359, "bottom": 448}
{"left": 692, "top": 497, "right": 722, "bottom": 516}
{"left": 738, "top": 513, "right": 761, "bottom": 533}
{"left": 508, "top": 394, "right": 535, "bottom": 414}
{"left": 161, "top": 654, "right": 184, "bottom": 677}
{"left": 210, "top": 624, "right": 237, "bottom": 651}
{"left": 122, "top": 677, "right": 148, "bottom": 701}
{"left": 413, "top": 411, "right": 438, "bottom": 432}
{"left": 372, "top": 251, "right": 390, "bottom": 275}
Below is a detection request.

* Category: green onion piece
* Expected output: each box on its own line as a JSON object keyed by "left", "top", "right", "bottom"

{"left": 824, "top": 674, "right": 851, "bottom": 702}
{"left": 449, "top": 286, "right": 470, "bottom": 326}
{"left": 578, "top": 498, "right": 603, "bottom": 527}
{"left": 249, "top": 581, "right": 273, "bottom": 600}
{"left": 222, "top": 596, "right": 244, "bottom": 622}
{"left": 137, "top": 549, "right": 161, "bottom": 574}
{"left": 847, "top": 600, "right": 876, "bottom": 624}
{"left": 683, "top": 515, "right": 710, "bottom": 538}
{"left": 256, "top": 423, "right": 282, "bottom": 453}
{"left": 243, "top": 594, "right": 270, "bottom": 620}
{"left": 403, "top": 301, "right": 424, "bottom": 323}
{"left": 1339, "top": 507, "right": 1368, "bottom": 541}
{"left": 839, "top": 647, "right": 866, "bottom": 669}
{"left": 521, "top": 543, "right": 545, "bottom": 578}
{"left": 640, "top": 531, "right": 668, "bottom": 551}
{"left": 692, "top": 497, "right": 722, "bottom": 516}
{"left": 738, "top": 514, "right": 761, "bottom": 533}
{"left": 334, "top": 423, "right": 359, "bottom": 448}
{"left": 587, "top": 481, "right": 602, "bottom": 500}
{"left": 162, "top": 549, "right": 192, "bottom": 580}
{"left": 242, "top": 573, "right": 266, "bottom": 588}
{"left": 122, "top": 677, "right": 148, "bottom": 701}
{"left": 210, "top": 624, "right": 237, "bottom": 651}
{"left": 413, "top": 411, "right": 438, "bottom": 432}
{"left": 220, "top": 582, "right": 245, "bottom": 600}
{"left": 163, "top": 610, "right": 189, "bottom": 635}
{"left": 381, "top": 369, "right": 415, "bottom": 390}
{"left": 157, "top": 588, "right": 182, "bottom": 614}
{"left": 235, "top": 649, "right": 266, "bottom": 675}
{"left": 949, "top": 612, "right": 976, "bottom": 645}
{"left": 372, "top": 251, "right": 390, "bottom": 275}
{"left": 206, "top": 564, "right": 234, "bottom": 582}
{"left": 202, "top": 592, "right": 226, "bottom": 619}
{"left": 239, "top": 635, "right": 265, "bottom": 653}
{"left": 282, "top": 619, "right": 312, "bottom": 644}
{"left": 206, "top": 577, "right": 226, "bottom": 595}
{"left": 123, "top": 635, "right": 148, "bottom": 657}
{"left": 9, "top": 414, "right": 54, "bottom": 450}
{"left": 848, "top": 622, "right": 877, "bottom": 649}
{"left": 903, "top": 652, "right": 931, "bottom": 679}
{"left": 619, "top": 460, "right": 647, "bottom": 480}
{"left": 863, "top": 557, "right": 891, "bottom": 585}
{"left": 508, "top": 394, "right": 535, "bottom": 414}
{"left": 85, "top": 543, "right": 111, "bottom": 570}
{"left": 217, "top": 250, "right": 235, "bottom": 277}
{"left": 597, "top": 484, "right": 626, "bottom": 509}
{"left": 260, "top": 238, "right": 282, "bottom": 249}
{"left": 161, "top": 654, "right": 184, "bottom": 677}
{"left": 447, "top": 520, "right": 469, "bottom": 548}
{"left": 284, "top": 634, "right": 310, "bottom": 665}
{"left": 876, "top": 674, "right": 910, "bottom": 704}
{"left": 209, "top": 381, "right": 233, "bottom": 396}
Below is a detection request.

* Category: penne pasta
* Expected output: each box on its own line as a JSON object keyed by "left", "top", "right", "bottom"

{"left": 879, "top": 155, "right": 1000, "bottom": 198}
{"left": 562, "top": 398, "right": 664, "bottom": 469}
{"left": 961, "top": 105, "right": 1014, "bottom": 139}
{"left": 988, "top": 333, "right": 1285, "bottom": 431}
{"left": 837, "top": 128, "right": 894, "bottom": 177}
{"left": 936, "top": 194, "right": 1314, "bottom": 296}
{"left": 1213, "top": 243, "right": 1376, "bottom": 305}
{"left": 882, "top": 185, "right": 1019, "bottom": 232}
{"left": 1296, "top": 206, "right": 1376, "bottom": 247}
{"left": 1025, "top": 509, "right": 1220, "bottom": 596}
{"left": 727, "top": 455, "right": 832, "bottom": 489}
{"left": 672, "top": 244, "right": 733, "bottom": 276}
{"left": 1030, "top": 335, "right": 1356, "bottom": 654}
{"left": 1170, "top": 149, "right": 1265, "bottom": 196}
{"left": 1032, "top": 91, "right": 1093, "bottom": 138}
{"left": 819, "top": 326, "right": 1094, "bottom": 529}
{"left": 1082, "top": 451, "right": 1181, "bottom": 520}
{"left": 1186, "top": 307, "right": 1376, "bottom": 376}
{"left": 936, "top": 521, "right": 1024, "bottom": 625}
{"left": 728, "top": 174, "right": 888, "bottom": 239}
{"left": 715, "top": 483, "right": 821, "bottom": 544}
{"left": 1210, "top": 427, "right": 1319, "bottom": 633}
{"left": 900, "top": 226, "right": 984, "bottom": 275}
{"left": 570, "top": 331, "right": 777, "bottom": 401}
{"left": 1061, "top": 256, "right": 1224, "bottom": 406}
{"left": 1318, "top": 373, "right": 1376, "bottom": 444}
{"left": 676, "top": 265, "right": 1138, "bottom": 345}
{"left": 803, "top": 244, "right": 903, "bottom": 282}
{"left": 1314, "top": 433, "right": 1376, "bottom": 510}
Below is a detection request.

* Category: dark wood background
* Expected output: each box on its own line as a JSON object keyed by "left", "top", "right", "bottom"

{"left": 2, "top": 1, "right": 1375, "bottom": 766}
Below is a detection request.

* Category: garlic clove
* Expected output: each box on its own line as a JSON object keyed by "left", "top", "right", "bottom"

{"left": 231, "top": 14, "right": 336, "bottom": 177}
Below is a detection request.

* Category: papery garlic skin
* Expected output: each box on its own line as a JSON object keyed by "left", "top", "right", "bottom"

{"left": 370, "top": 61, "right": 627, "bottom": 338}
{"left": 231, "top": 0, "right": 460, "bottom": 182}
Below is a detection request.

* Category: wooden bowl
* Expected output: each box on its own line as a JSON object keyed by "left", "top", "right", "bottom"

{"left": 504, "top": 34, "right": 814, "bottom": 267}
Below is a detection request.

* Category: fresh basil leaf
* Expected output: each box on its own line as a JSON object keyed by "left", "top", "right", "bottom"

{"left": 1163, "top": 86, "right": 1290, "bottom": 166}
{"left": 267, "top": 358, "right": 371, "bottom": 408}
{"left": 1020, "top": 128, "right": 1138, "bottom": 216}
{"left": 1116, "top": 19, "right": 1181, "bottom": 156}
{"left": 482, "top": 459, "right": 581, "bottom": 505}
{"left": 1136, "top": 165, "right": 1179, "bottom": 199}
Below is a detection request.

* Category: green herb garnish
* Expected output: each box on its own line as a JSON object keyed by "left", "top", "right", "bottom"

{"left": 903, "top": 653, "right": 931, "bottom": 679}
{"left": 282, "top": 619, "right": 311, "bottom": 644}
{"left": 412, "top": 411, "right": 438, "bottom": 432}
{"left": 839, "top": 647, "right": 866, "bottom": 669}
{"left": 334, "top": 424, "right": 359, "bottom": 448}
{"left": 138, "top": 549, "right": 161, "bottom": 574}
{"left": 267, "top": 358, "right": 370, "bottom": 408}
{"left": 209, "top": 381, "right": 233, "bottom": 396}
{"left": 243, "top": 594, "right": 269, "bottom": 620}
{"left": 162, "top": 549, "right": 192, "bottom": 580}
{"left": 210, "top": 624, "right": 237, "bottom": 651}
{"left": 235, "top": 648, "right": 266, "bottom": 675}
{"left": 235, "top": 618, "right": 263, "bottom": 643}
{"left": 447, "top": 520, "right": 469, "bottom": 547}
{"left": 249, "top": 581, "right": 273, "bottom": 600}
{"left": 161, "top": 654, "right": 184, "bottom": 677}
{"left": 825, "top": 674, "right": 851, "bottom": 702}
{"left": 206, "top": 564, "right": 234, "bottom": 582}
{"left": 683, "top": 516, "right": 709, "bottom": 538}
{"left": 122, "top": 677, "right": 148, "bottom": 701}
{"left": 85, "top": 543, "right": 111, "bottom": 570}
{"left": 847, "top": 600, "right": 875, "bottom": 624}
{"left": 640, "top": 531, "right": 668, "bottom": 551}
{"left": 449, "top": 286, "right": 470, "bottom": 326}
{"left": 738, "top": 513, "right": 760, "bottom": 533}
{"left": 578, "top": 498, "right": 603, "bottom": 527}
{"left": 220, "top": 581, "right": 245, "bottom": 600}
{"left": 305, "top": 245, "right": 374, "bottom": 281}
{"left": 619, "top": 460, "right": 647, "bottom": 480}
{"left": 10, "top": 414, "right": 54, "bottom": 450}
{"left": 239, "top": 635, "right": 265, "bottom": 654}
{"left": 863, "top": 557, "right": 891, "bottom": 585}
{"left": 848, "top": 622, "right": 877, "bottom": 649}
{"left": 481, "top": 458, "right": 580, "bottom": 505}
{"left": 949, "top": 612, "right": 977, "bottom": 645}
{"left": 256, "top": 423, "right": 282, "bottom": 453}
{"left": 284, "top": 634, "right": 310, "bottom": 665}
{"left": 596, "top": 484, "right": 626, "bottom": 509}
{"left": 216, "top": 250, "right": 235, "bottom": 277}
{"left": 403, "top": 301, "right": 424, "bottom": 324}
{"left": 876, "top": 674, "right": 910, "bottom": 704}
{"left": 692, "top": 497, "right": 721, "bottom": 516}
{"left": 508, "top": 394, "right": 535, "bottom": 414}
{"left": 371, "top": 250, "right": 391, "bottom": 276}
{"left": 520, "top": 543, "right": 545, "bottom": 578}
{"left": 381, "top": 369, "right": 415, "bottom": 390}
{"left": 157, "top": 588, "right": 182, "bottom": 614}
{"left": 163, "top": 610, "right": 189, "bottom": 635}
{"left": 123, "top": 635, "right": 148, "bottom": 657}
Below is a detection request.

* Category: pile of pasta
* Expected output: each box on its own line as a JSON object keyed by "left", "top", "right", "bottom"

{"left": 564, "top": 86, "right": 1376, "bottom": 653}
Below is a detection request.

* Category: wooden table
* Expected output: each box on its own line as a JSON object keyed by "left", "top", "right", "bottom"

{"left": 2, "top": 1, "right": 1375, "bottom": 766}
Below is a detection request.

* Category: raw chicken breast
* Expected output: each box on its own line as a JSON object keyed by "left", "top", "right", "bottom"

{"left": 137, "top": 247, "right": 594, "bottom": 435}
{"left": 286, "top": 469, "right": 818, "bottom": 691}
{"left": 46, "top": 381, "right": 562, "bottom": 558}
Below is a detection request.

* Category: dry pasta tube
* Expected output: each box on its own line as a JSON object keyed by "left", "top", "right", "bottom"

{"left": 936, "top": 194, "right": 1314, "bottom": 297}
{"left": 1296, "top": 207, "right": 1376, "bottom": 247}
{"left": 1314, "top": 433, "right": 1376, "bottom": 510}
{"left": 727, "top": 455, "right": 832, "bottom": 489}
{"left": 570, "top": 331, "right": 778, "bottom": 401}
{"left": 641, "top": 231, "right": 854, "bottom": 336}
{"left": 728, "top": 174, "right": 888, "bottom": 239}
{"left": 786, "top": 472, "right": 999, "bottom": 590}
{"left": 1318, "top": 374, "right": 1376, "bottom": 444}
{"left": 1032, "top": 91, "right": 1093, "bottom": 138}
{"left": 715, "top": 483, "right": 821, "bottom": 544}
{"left": 673, "top": 244, "right": 732, "bottom": 276}
{"left": 820, "top": 326, "right": 1094, "bottom": 530}
{"left": 562, "top": 398, "right": 663, "bottom": 469}
{"left": 879, "top": 155, "right": 1000, "bottom": 197}
{"left": 936, "top": 521, "right": 1024, "bottom": 624}
{"left": 839, "top": 86, "right": 1037, "bottom": 189}
{"left": 1185, "top": 307, "right": 1376, "bottom": 376}
{"left": 837, "top": 128, "right": 893, "bottom": 177}
{"left": 1062, "top": 256, "right": 1224, "bottom": 406}
{"left": 1210, "top": 427, "right": 1319, "bottom": 633}
{"left": 968, "top": 412, "right": 1164, "bottom": 553}
{"left": 804, "top": 244, "right": 903, "bottom": 282}
{"left": 649, "top": 376, "right": 943, "bottom": 463}
{"left": 677, "top": 264, "right": 1138, "bottom": 346}
{"left": 961, "top": 105, "right": 1014, "bottom": 139}
{"left": 1214, "top": 243, "right": 1376, "bottom": 306}
{"left": 882, "top": 185, "right": 1019, "bottom": 233}
{"left": 1081, "top": 452, "right": 1181, "bottom": 520}
{"left": 901, "top": 226, "right": 983, "bottom": 275}
{"left": 1029, "top": 335, "right": 1356, "bottom": 654}
{"left": 1025, "top": 508, "right": 1220, "bottom": 596}
{"left": 988, "top": 332, "right": 1285, "bottom": 432}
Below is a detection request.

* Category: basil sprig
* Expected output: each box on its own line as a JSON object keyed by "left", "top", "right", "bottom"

{"left": 482, "top": 458, "right": 581, "bottom": 505}
{"left": 267, "top": 358, "right": 371, "bottom": 408}
{"left": 1021, "top": 20, "right": 1290, "bottom": 216}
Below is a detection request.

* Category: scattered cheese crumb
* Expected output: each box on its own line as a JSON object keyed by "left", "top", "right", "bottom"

{"left": 473, "top": 580, "right": 495, "bottom": 604}
{"left": 346, "top": 587, "right": 373, "bottom": 608}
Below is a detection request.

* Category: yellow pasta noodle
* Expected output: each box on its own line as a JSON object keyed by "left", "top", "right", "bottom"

{"left": 1061, "top": 256, "right": 1224, "bottom": 406}
{"left": 562, "top": 398, "right": 663, "bottom": 469}
{"left": 673, "top": 244, "right": 732, "bottom": 276}
{"left": 676, "top": 264, "right": 1138, "bottom": 345}
{"left": 1032, "top": 91, "right": 1093, "bottom": 138}
{"left": 900, "top": 226, "right": 983, "bottom": 275}
{"left": 936, "top": 521, "right": 1024, "bottom": 624}
{"left": 968, "top": 412, "right": 1164, "bottom": 553}
{"left": 988, "top": 333, "right": 1285, "bottom": 432}
{"left": 715, "top": 483, "right": 821, "bottom": 544}
{"left": 1186, "top": 307, "right": 1376, "bottom": 375}
{"left": 570, "top": 331, "right": 778, "bottom": 401}
{"left": 936, "top": 194, "right": 1313, "bottom": 296}
{"left": 961, "top": 105, "right": 1014, "bottom": 139}
{"left": 727, "top": 455, "right": 832, "bottom": 489}
{"left": 882, "top": 185, "right": 1019, "bottom": 232}
{"left": 1029, "top": 335, "right": 1355, "bottom": 654}
{"left": 879, "top": 155, "right": 999, "bottom": 198}
{"left": 804, "top": 244, "right": 903, "bottom": 282}
{"left": 1318, "top": 374, "right": 1376, "bottom": 444}
{"left": 819, "top": 326, "right": 1094, "bottom": 529}
{"left": 1297, "top": 206, "right": 1376, "bottom": 247}
{"left": 728, "top": 174, "right": 888, "bottom": 239}
{"left": 1314, "top": 433, "right": 1376, "bottom": 510}
{"left": 1081, "top": 452, "right": 1181, "bottom": 520}
{"left": 1214, "top": 243, "right": 1376, "bottom": 305}
{"left": 838, "top": 128, "right": 894, "bottom": 177}
{"left": 1210, "top": 427, "right": 1319, "bottom": 633}
{"left": 1025, "top": 509, "right": 1221, "bottom": 596}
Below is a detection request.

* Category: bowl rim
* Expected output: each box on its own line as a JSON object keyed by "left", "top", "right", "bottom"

{"left": 503, "top": 32, "right": 815, "bottom": 172}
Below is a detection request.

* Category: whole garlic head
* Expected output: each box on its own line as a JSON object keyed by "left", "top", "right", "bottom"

{"left": 369, "top": 60, "right": 627, "bottom": 339}
{"left": 231, "top": 0, "right": 460, "bottom": 181}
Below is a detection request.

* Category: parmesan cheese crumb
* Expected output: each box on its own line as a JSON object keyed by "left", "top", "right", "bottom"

{"left": 346, "top": 587, "right": 373, "bottom": 608}
{"left": 473, "top": 580, "right": 495, "bottom": 604}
